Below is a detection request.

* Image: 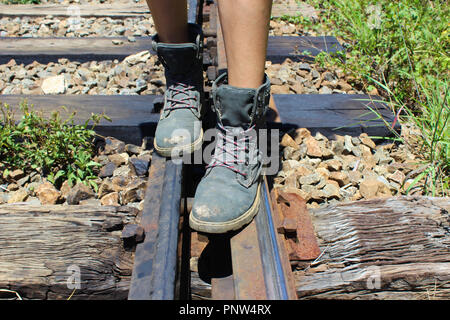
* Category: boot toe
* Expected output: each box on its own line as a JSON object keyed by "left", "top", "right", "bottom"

{"left": 154, "top": 115, "right": 202, "bottom": 156}
{"left": 190, "top": 171, "right": 261, "bottom": 233}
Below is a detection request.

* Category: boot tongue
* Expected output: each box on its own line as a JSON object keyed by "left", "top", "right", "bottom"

{"left": 215, "top": 85, "right": 256, "bottom": 128}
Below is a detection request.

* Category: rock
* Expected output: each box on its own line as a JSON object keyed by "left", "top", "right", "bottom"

{"left": 66, "top": 182, "right": 95, "bottom": 205}
{"left": 16, "top": 175, "right": 30, "bottom": 187}
{"left": 319, "top": 86, "right": 333, "bottom": 94}
{"left": 314, "top": 132, "right": 328, "bottom": 142}
{"left": 295, "top": 164, "right": 313, "bottom": 177}
{"left": 129, "top": 157, "right": 150, "bottom": 176}
{"left": 340, "top": 185, "right": 357, "bottom": 200}
{"left": 113, "top": 164, "right": 136, "bottom": 178}
{"left": 337, "top": 79, "right": 352, "bottom": 92}
{"left": 281, "top": 23, "right": 296, "bottom": 34}
{"left": 316, "top": 176, "right": 327, "bottom": 189}
{"left": 329, "top": 171, "right": 350, "bottom": 187}
{"left": 282, "top": 159, "right": 300, "bottom": 172}
{"left": 41, "top": 75, "right": 66, "bottom": 94}
{"left": 322, "top": 71, "right": 336, "bottom": 82}
{"left": 270, "top": 77, "right": 283, "bottom": 86}
{"left": 320, "top": 146, "right": 334, "bottom": 159}
{"left": 343, "top": 135, "right": 353, "bottom": 153}
{"left": 280, "top": 133, "right": 299, "bottom": 150}
{"left": 368, "top": 87, "right": 379, "bottom": 96}
{"left": 387, "top": 170, "right": 405, "bottom": 186}
{"left": 123, "top": 50, "right": 151, "bottom": 65}
{"left": 94, "top": 155, "right": 110, "bottom": 165}
{"left": 283, "top": 171, "right": 298, "bottom": 189}
{"left": 359, "top": 133, "right": 376, "bottom": 149}
{"left": 25, "top": 181, "right": 40, "bottom": 195}
{"left": 121, "top": 224, "right": 145, "bottom": 246}
{"left": 374, "top": 148, "right": 392, "bottom": 165}
{"left": 340, "top": 154, "right": 357, "bottom": 171}
{"left": 311, "top": 69, "right": 320, "bottom": 80}
{"left": 390, "top": 149, "right": 408, "bottom": 162}
{"left": 103, "top": 137, "right": 126, "bottom": 155}
{"left": 331, "top": 140, "right": 345, "bottom": 155}
{"left": 360, "top": 146, "right": 376, "bottom": 170}
{"left": 100, "top": 192, "right": 120, "bottom": 206}
{"left": 294, "top": 128, "right": 311, "bottom": 144}
{"left": 7, "top": 183, "right": 19, "bottom": 191}
{"left": 351, "top": 136, "right": 361, "bottom": 146}
{"left": 304, "top": 136, "right": 322, "bottom": 158}
{"left": 309, "top": 189, "right": 326, "bottom": 202}
{"left": 298, "top": 63, "right": 311, "bottom": 72}
{"left": 271, "top": 84, "right": 290, "bottom": 94}
{"left": 35, "top": 181, "right": 61, "bottom": 205}
{"left": 325, "top": 159, "right": 342, "bottom": 171}
{"left": 315, "top": 167, "right": 330, "bottom": 179}
{"left": 7, "top": 188, "right": 29, "bottom": 203}
{"left": 323, "top": 183, "right": 340, "bottom": 199}
{"left": 108, "top": 153, "right": 128, "bottom": 166}
{"left": 299, "top": 173, "right": 321, "bottom": 186}
{"left": 8, "top": 169, "right": 25, "bottom": 181}
{"left": 308, "top": 158, "right": 322, "bottom": 167}
{"left": 121, "top": 179, "right": 146, "bottom": 204}
{"left": 98, "top": 178, "right": 115, "bottom": 198}
{"left": 359, "top": 178, "right": 391, "bottom": 200}
{"left": 99, "top": 162, "right": 117, "bottom": 178}
{"left": 289, "top": 82, "right": 304, "bottom": 94}
{"left": 359, "top": 179, "right": 380, "bottom": 199}
{"left": 77, "top": 67, "right": 94, "bottom": 81}
{"left": 283, "top": 146, "right": 297, "bottom": 160}
{"left": 125, "top": 143, "right": 142, "bottom": 155}
{"left": 60, "top": 180, "right": 71, "bottom": 198}
{"left": 374, "top": 165, "right": 389, "bottom": 176}
{"left": 348, "top": 171, "right": 362, "bottom": 185}
{"left": 111, "top": 176, "right": 130, "bottom": 192}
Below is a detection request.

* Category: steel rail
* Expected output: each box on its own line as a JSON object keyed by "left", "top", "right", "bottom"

{"left": 255, "top": 178, "right": 289, "bottom": 300}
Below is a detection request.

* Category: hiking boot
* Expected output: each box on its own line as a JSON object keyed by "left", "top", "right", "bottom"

{"left": 190, "top": 72, "right": 271, "bottom": 233}
{"left": 152, "top": 23, "right": 204, "bottom": 157}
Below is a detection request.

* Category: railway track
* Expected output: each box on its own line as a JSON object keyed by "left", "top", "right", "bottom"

{"left": 0, "top": 0, "right": 401, "bottom": 300}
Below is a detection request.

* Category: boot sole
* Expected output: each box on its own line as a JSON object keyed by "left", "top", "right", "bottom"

{"left": 154, "top": 129, "right": 204, "bottom": 157}
{"left": 189, "top": 183, "right": 261, "bottom": 234}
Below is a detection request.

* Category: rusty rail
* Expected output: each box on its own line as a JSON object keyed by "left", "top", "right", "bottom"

{"left": 128, "top": 154, "right": 183, "bottom": 300}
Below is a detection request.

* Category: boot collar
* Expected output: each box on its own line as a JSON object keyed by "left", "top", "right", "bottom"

{"left": 212, "top": 72, "right": 271, "bottom": 129}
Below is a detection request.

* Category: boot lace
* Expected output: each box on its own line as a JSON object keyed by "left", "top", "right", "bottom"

{"left": 206, "top": 123, "right": 256, "bottom": 177}
{"left": 165, "top": 82, "right": 198, "bottom": 111}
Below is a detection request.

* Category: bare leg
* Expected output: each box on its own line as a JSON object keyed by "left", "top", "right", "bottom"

{"left": 217, "top": 0, "right": 272, "bottom": 88}
{"left": 145, "top": 0, "right": 189, "bottom": 43}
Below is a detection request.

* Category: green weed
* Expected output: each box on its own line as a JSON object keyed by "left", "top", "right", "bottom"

{"left": 285, "top": 0, "right": 449, "bottom": 195}
{"left": 0, "top": 101, "right": 111, "bottom": 191}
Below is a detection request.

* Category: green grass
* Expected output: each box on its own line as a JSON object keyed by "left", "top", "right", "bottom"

{"left": 283, "top": 0, "right": 449, "bottom": 196}
{"left": 0, "top": 101, "right": 111, "bottom": 191}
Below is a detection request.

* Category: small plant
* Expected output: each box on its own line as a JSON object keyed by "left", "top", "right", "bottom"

{"left": 0, "top": 100, "right": 111, "bottom": 191}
